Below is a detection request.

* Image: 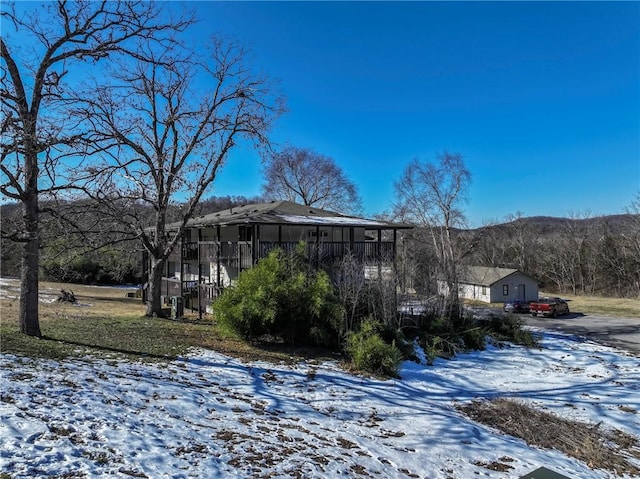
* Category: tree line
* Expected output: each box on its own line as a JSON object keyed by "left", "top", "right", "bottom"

{"left": 468, "top": 210, "right": 640, "bottom": 298}
{"left": 397, "top": 207, "right": 640, "bottom": 301}
{"left": 3, "top": 192, "right": 637, "bottom": 299}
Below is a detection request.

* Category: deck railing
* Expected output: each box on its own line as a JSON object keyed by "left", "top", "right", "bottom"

{"left": 181, "top": 240, "right": 394, "bottom": 266}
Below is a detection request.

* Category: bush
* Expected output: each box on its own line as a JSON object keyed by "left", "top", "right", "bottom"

{"left": 213, "top": 246, "right": 343, "bottom": 348}
{"left": 346, "top": 318, "right": 403, "bottom": 377}
{"left": 485, "top": 314, "right": 539, "bottom": 347}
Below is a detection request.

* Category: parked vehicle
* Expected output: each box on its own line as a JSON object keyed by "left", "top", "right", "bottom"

{"left": 529, "top": 297, "right": 570, "bottom": 318}
{"left": 503, "top": 300, "right": 530, "bottom": 313}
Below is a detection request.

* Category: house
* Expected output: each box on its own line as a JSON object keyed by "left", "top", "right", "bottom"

{"left": 147, "top": 200, "right": 412, "bottom": 316}
{"left": 438, "top": 266, "right": 539, "bottom": 303}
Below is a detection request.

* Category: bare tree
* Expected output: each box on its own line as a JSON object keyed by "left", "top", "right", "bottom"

{"left": 76, "top": 39, "right": 284, "bottom": 317}
{"left": 504, "top": 211, "right": 540, "bottom": 275}
{"left": 622, "top": 193, "right": 640, "bottom": 296}
{"left": 542, "top": 212, "right": 598, "bottom": 295}
{"left": 262, "top": 146, "right": 362, "bottom": 214}
{"left": 0, "top": 1, "right": 190, "bottom": 336}
{"left": 393, "top": 152, "right": 471, "bottom": 321}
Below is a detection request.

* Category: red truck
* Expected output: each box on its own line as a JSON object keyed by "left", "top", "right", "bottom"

{"left": 529, "top": 297, "right": 570, "bottom": 318}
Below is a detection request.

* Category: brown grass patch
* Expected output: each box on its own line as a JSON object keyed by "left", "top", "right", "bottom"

{"left": 0, "top": 279, "right": 334, "bottom": 363}
{"left": 540, "top": 292, "right": 640, "bottom": 319}
{"left": 457, "top": 398, "right": 640, "bottom": 476}
{"left": 466, "top": 293, "right": 640, "bottom": 319}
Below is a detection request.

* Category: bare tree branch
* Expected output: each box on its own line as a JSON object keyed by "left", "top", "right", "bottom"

{"left": 71, "top": 36, "right": 284, "bottom": 316}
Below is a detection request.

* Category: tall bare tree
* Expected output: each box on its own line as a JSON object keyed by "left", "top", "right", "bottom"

{"left": 76, "top": 39, "right": 284, "bottom": 317}
{"left": 619, "top": 193, "right": 640, "bottom": 297}
{"left": 504, "top": 211, "right": 539, "bottom": 275}
{"left": 262, "top": 146, "right": 362, "bottom": 214}
{"left": 393, "top": 152, "right": 471, "bottom": 320}
{"left": 0, "top": 1, "right": 190, "bottom": 336}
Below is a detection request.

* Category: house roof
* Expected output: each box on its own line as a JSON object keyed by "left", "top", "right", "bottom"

{"left": 458, "top": 266, "right": 537, "bottom": 286}
{"left": 171, "top": 201, "right": 413, "bottom": 230}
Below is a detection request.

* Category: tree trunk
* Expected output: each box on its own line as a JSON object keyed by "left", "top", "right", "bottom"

{"left": 145, "top": 257, "right": 167, "bottom": 317}
{"left": 19, "top": 153, "right": 41, "bottom": 337}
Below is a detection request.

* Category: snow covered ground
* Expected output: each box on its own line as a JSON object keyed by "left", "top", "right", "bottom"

{"left": 1, "top": 331, "right": 639, "bottom": 479}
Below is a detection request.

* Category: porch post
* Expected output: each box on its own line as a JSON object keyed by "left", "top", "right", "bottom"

{"left": 253, "top": 224, "right": 259, "bottom": 265}
{"left": 216, "top": 225, "right": 221, "bottom": 294}
{"left": 179, "top": 233, "right": 184, "bottom": 299}
{"left": 238, "top": 226, "right": 242, "bottom": 273}
{"left": 377, "top": 229, "right": 382, "bottom": 280}
{"left": 393, "top": 229, "right": 398, "bottom": 310}
{"left": 393, "top": 229, "right": 398, "bottom": 278}
{"left": 197, "top": 228, "right": 202, "bottom": 320}
{"left": 165, "top": 255, "right": 170, "bottom": 300}
{"left": 316, "top": 225, "right": 320, "bottom": 267}
{"left": 349, "top": 227, "right": 354, "bottom": 254}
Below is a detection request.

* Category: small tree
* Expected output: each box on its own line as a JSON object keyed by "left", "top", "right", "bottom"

{"left": 262, "top": 146, "right": 362, "bottom": 214}
{"left": 346, "top": 318, "right": 403, "bottom": 378}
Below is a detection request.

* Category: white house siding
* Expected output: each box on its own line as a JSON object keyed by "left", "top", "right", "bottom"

{"left": 488, "top": 274, "right": 538, "bottom": 303}
{"left": 438, "top": 272, "right": 538, "bottom": 304}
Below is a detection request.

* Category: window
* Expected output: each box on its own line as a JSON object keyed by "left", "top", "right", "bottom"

{"left": 503, "top": 285, "right": 509, "bottom": 296}
{"left": 482, "top": 286, "right": 487, "bottom": 295}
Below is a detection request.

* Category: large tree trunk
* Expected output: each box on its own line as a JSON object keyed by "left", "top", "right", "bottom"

{"left": 19, "top": 154, "right": 41, "bottom": 337}
{"left": 145, "top": 257, "right": 167, "bottom": 317}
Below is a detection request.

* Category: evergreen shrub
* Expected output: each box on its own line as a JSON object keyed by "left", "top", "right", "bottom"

{"left": 213, "top": 246, "right": 343, "bottom": 347}
{"left": 346, "top": 318, "right": 403, "bottom": 377}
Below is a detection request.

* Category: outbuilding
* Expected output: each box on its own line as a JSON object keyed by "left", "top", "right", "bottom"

{"left": 438, "top": 266, "right": 539, "bottom": 304}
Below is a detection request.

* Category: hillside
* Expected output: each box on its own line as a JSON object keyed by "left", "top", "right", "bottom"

{"left": 472, "top": 213, "right": 637, "bottom": 235}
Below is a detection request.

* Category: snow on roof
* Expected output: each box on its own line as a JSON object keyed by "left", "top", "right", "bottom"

{"left": 176, "top": 200, "right": 412, "bottom": 229}
{"left": 275, "top": 214, "right": 391, "bottom": 227}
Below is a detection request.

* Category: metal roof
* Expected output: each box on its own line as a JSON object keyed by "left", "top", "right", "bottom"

{"left": 171, "top": 201, "right": 413, "bottom": 230}
{"left": 458, "top": 266, "right": 536, "bottom": 286}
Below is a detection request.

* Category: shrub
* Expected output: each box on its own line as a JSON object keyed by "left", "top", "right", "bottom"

{"left": 377, "top": 322, "right": 418, "bottom": 362}
{"left": 461, "top": 325, "right": 487, "bottom": 351}
{"left": 346, "top": 318, "right": 403, "bottom": 378}
{"left": 213, "top": 246, "right": 343, "bottom": 348}
{"left": 486, "top": 314, "right": 539, "bottom": 347}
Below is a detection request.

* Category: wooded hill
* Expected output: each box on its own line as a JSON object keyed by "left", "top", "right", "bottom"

{"left": 460, "top": 213, "right": 639, "bottom": 298}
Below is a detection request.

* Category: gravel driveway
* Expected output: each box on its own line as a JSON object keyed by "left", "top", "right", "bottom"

{"left": 523, "top": 313, "right": 640, "bottom": 354}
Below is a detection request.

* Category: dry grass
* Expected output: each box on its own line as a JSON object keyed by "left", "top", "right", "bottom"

{"left": 0, "top": 280, "right": 328, "bottom": 363}
{"left": 457, "top": 398, "right": 640, "bottom": 477}
{"left": 544, "top": 293, "right": 640, "bottom": 319}
{"left": 467, "top": 293, "right": 640, "bottom": 319}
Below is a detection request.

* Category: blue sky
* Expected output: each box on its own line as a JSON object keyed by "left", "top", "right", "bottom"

{"left": 186, "top": 2, "right": 636, "bottom": 224}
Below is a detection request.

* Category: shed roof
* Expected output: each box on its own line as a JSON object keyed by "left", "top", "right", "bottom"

{"left": 171, "top": 200, "right": 413, "bottom": 230}
{"left": 458, "top": 266, "right": 536, "bottom": 286}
